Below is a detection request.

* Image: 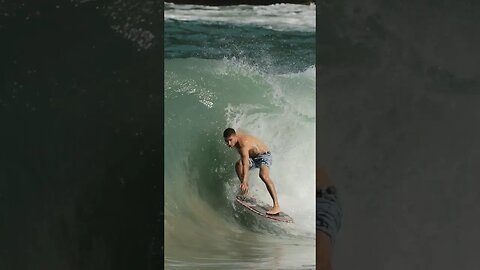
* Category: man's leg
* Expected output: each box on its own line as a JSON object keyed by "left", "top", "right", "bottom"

{"left": 259, "top": 165, "right": 280, "bottom": 214}
{"left": 316, "top": 231, "right": 333, "bottom": 270}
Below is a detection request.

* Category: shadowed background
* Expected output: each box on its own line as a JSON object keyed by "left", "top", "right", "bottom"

{"left": 316, "top": 1, "right": 480, "bottom": 269}
{"left": 0, "top": 1, "right": 163, "bottom": 269}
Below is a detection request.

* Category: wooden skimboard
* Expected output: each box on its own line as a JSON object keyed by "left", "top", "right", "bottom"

{"left": 235, "top": 195, "right": 294, "bottom": 223}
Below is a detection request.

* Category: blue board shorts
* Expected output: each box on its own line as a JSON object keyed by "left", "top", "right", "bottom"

{"left": 248, "top": 152, "right": 272, "bottom": 169}
{"left": 317, "top": 186, "right": 342, "bottom": 245}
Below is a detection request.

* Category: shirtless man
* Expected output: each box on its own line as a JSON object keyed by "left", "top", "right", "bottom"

{"left": 223, "top": 128, "right": 280, "bottom": 215}
{"left": 316, "top": 166, "right": 342, "bottom": 270}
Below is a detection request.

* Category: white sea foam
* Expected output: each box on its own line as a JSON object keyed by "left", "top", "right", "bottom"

{"left": 165, "top": 2, "right": 315, "bottom": 32}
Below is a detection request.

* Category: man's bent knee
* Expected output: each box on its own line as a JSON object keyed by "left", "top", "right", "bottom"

{"left": 259, "top": 173, "right": 271, "bottom": 183}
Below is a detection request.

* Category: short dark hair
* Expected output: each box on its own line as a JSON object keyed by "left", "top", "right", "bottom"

{"left": 223, "top": 128, "right": 236, "bottom": 138}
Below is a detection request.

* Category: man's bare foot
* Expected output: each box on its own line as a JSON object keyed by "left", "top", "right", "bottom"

{"left": 267, "top": 205, "right": 280, "bottom": 215}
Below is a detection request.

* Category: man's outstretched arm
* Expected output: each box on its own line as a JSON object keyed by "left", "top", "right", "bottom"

{"left": 240, "top": 148, "right": 250, "bottom": 193}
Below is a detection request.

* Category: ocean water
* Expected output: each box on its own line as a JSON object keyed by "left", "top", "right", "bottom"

{"left": 164, "top": 2, "right": 316, "bottom": 269}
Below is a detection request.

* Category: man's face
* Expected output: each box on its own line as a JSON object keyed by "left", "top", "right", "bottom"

{"left": 224, "top": 135, "right": 236, "bottom": 148}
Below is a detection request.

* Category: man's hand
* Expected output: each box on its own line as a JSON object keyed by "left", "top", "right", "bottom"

{"left": 240, "top": 182, "right": 249, "bottom": 194}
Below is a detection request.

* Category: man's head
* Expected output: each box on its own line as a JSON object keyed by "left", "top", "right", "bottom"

{"left": 223, "top": 128, "right": 237, "bottom": 148}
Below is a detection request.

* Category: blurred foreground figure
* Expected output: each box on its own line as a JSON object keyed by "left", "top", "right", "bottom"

{"left": 316, "top": 167, "right": 342, "bottom": 270}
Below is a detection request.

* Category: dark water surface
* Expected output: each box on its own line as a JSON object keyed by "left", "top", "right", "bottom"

{"left": 1, "top": 1, "right": 163, "bottom": 269}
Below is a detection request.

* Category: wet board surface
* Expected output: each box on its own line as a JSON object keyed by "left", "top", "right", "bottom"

{"left": 235, "top": 195, "right": 294, "bottom": 223}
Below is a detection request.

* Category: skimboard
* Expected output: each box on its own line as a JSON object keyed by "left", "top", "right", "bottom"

{"left": 235, "top": 195, "right": 294, "bottom": 223}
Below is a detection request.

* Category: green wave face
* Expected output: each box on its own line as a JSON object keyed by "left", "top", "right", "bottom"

{"left": 165, "top": 57, "right": 315, "bottom": 268}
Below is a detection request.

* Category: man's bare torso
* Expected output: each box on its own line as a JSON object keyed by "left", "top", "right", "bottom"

{"left": 235, "top": 132, "right": 269, "bottom": 157}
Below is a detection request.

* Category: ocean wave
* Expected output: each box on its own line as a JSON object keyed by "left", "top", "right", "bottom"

{"left": 165, "top": 57, "right": 315, "bottom": 237}
{"left": 164, "top": 2, "right": 315, "bottom": 32}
